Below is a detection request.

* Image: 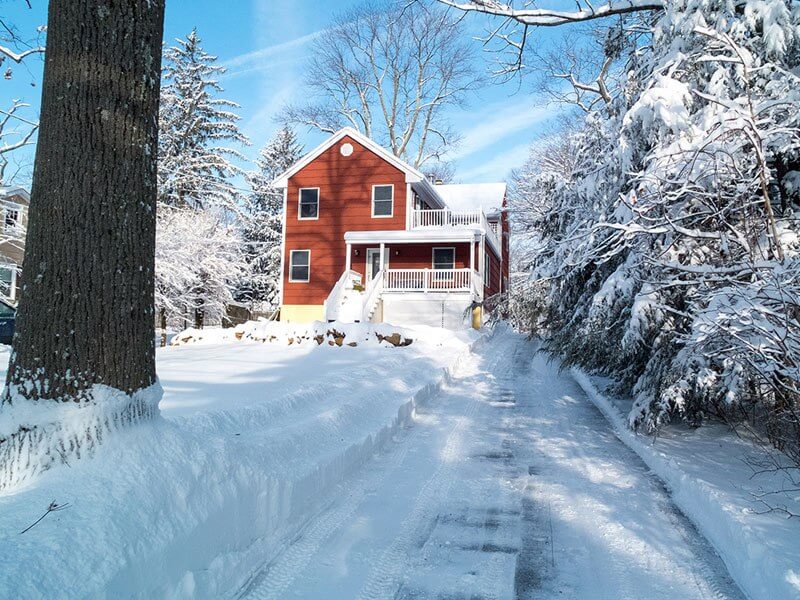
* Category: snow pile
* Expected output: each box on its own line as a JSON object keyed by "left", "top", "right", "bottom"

{"left": 573, "top": 370, "right": 800, "bottom": 600}
{"left": 0, "top": 324, "right": 481, "bottom": 597}
{"left": 171, "top": 319, "right": 416, "bottom": 348}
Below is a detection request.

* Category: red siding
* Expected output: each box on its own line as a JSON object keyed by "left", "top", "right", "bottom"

{"left": 283, "top": 136, "right": 407, "bottom": 305}
{"left": 347, "top": 242, "right": 472, "bottom": 282}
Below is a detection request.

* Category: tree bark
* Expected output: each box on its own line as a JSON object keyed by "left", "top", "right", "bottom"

{"left": 0, "top": 0, "right": 166, "bottom": 488}
{"left": 4, "top": 0, "right": 165, "bottom": 399}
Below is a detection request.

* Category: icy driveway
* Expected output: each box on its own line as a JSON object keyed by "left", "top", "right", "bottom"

{"left": 239, "top": 329, "right": 745, "bottom": 599}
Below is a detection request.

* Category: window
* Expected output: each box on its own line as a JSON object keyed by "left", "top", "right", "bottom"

{"left": 298, "top": 188, "right": 319, "bottom": 220}
{"left": 0, "top": 265, "right": 16, "bottom": 301}
{"left": 289, "top": 250, "right": 310, "bottom": 282}
{"left": 433, "top": 247, "right": 455, "bottom": 270}
{"left": 484, "top": 253, "right": 491, "bottom": 287}
{"left": 4, "top": 207, "right": 19, "bottom": 232}
{"left": 372, "top": 185, "right": 393, "bottom": 217}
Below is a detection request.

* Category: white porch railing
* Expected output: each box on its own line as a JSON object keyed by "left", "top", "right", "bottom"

{"left": 324, "top": 269, "right": 361, "bottom": 321}
{"left": 361, "top": 269, "right": 384, "bottom": 322}
{"left": 384, "top": 268, "right": 476, "bottom": 293}
{"left": 411, "top": 208, "right": 481, "bottom": 228}
{"left": 411, "top": 208, "right": 501, "bottom": 254}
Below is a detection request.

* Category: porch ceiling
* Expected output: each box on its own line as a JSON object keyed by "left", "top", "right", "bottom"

{"left": 344, "top": 229, "right": 481, "bottom": 244}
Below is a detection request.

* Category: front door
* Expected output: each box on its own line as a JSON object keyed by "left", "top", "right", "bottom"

{"left": 366, "top": 248, "right": 388, "bottom": 280}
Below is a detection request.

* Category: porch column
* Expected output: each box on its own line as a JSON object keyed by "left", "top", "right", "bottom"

{"left": 469, "top": 239, "right": 475, "bottom": 273}
{"left": 379, "top": 242, "right": 385, "bottom": 273}
{"left": 345, "top": 242, "right": 352, "bottom": 273}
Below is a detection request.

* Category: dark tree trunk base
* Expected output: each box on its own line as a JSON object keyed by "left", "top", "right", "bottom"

{"left": 0, "top": 384, "right": 162, "bottom": 491}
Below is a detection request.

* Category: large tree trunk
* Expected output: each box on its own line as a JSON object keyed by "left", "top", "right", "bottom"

{"left": 0, "top": 0, "right": 166, "bottom": 490}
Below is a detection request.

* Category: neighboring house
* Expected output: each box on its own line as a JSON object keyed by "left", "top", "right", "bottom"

{"left": 272, "top": 128, "right": 509, "bottom": 329}
{"left": 0, "top": 186, "right": 29, "bottom": 304}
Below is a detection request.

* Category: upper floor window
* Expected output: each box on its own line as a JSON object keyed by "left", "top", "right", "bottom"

{"left": 4, "top": 207, "right": 20, "bottom": 232}
{"left": 298, "top": 188, "right": 319, "bottom": 220}
{"left": 372, "top": 184, "right": 393, "bottom": 218}
{"left": 289, "top": 250, "right": 311, "bottom": 282}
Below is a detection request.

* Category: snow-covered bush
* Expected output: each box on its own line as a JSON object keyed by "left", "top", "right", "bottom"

{"left": 509, "top": 0, "right": 800, "bottom": 460}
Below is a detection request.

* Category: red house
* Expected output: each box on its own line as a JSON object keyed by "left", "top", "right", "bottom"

{"left": 272, "top": 128, "right": 509, "bottom": 329}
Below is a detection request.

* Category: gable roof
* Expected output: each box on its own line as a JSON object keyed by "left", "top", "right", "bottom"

{"left": 0, "top": 186, "right": 30, "bottom": 203}
{"left": 434, "top": 183, "right": 506, "bottom": 216}
{"left": 273, "top": 127, "right": 426, "bottom": 188}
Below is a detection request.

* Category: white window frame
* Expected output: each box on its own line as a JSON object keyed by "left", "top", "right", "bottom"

{"left": 298, "top": 188, "right": 320, "bottom": 221}
{"left": 4, "top": 207, "right": 20, "bottom": 232}
{"left": 288, "top": 250, "right": 311, "bottom": 283}
{"left": 484, "top": 253, "right": 491, "bottom": 287}
{"left": 371, "top": 184, "right": 394, "bottom": 218}
{"left": 432, "top": 246, "right": 456, "bottom": 270}
{"left": 0, "top": 263, "right": 18, "bottom": 301}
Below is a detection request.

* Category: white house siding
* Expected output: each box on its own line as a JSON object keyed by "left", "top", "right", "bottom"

{"left": 381, "top": 292, "right": 472, "bottom": 329}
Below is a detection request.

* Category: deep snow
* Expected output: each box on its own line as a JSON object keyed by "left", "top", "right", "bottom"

{"left": 0, "top": 324, "right": 477, "bottom": 598}
{"left": 0, "top": 327, "right": 797, "bottom": 598}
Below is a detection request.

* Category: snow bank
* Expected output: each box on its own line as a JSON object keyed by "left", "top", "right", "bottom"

{"left": 572, "top": 369, "right": 800, "bottom": 600}
{"left": 0, "top": 324, "right": 482, "bottom": 597}
{"left": 171, "top": 319, "right": 416, "bottom": 348}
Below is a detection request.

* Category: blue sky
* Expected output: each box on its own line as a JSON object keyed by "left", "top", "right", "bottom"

{"left": 2, "top": 0, "right": 563, "bottom": 186}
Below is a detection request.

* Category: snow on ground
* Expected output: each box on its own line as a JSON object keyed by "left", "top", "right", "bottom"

{"left": 0, "top": 328, "right": 796, "bottom": 598}
{"left": 574, "top": 371, "right": 800, "bottom": 600}
{"left": 0, "top": 324, "right": 478, "bottom": 598}
{"left": 238, "top": 329, "right": 746, "bottom": 599}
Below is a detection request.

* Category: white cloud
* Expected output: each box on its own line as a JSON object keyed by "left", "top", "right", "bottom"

{"left": 449, "top": 98, "right": 557, "bottom": 161}
{"left": 222, "top": 30, "right": 323, "bottom": 71}
{"left": 458, "top": 142, "right": 532, "bottom": 183}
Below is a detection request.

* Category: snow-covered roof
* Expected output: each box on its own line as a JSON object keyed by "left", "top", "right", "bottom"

{"left": 0, "top": 186, "right": 30, "bottom": 202}
{"left": 435, "top": 183, "right": 506, "bottom": 216}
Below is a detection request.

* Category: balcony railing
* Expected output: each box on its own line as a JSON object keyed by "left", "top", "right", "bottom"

{"left": 410, "top": 208, "right": 500, "bottom": 253}
{"left": 411, "top": 208, "right": 482, "bottom": 228}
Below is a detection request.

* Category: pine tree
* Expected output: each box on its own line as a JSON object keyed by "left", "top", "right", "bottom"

{"left": 236, "top": 126, "right": 303, "bottom": 308}
{"left": 156, "top": 29, "right": 250, "bottom": 329}
{"left": 158, "top": 28, "right": 249, "bottom": 213}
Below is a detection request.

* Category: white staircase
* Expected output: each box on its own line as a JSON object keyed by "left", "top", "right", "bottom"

{"left": 324, "top": 269, "right": 386, "bottom": 323}
{"left": 323, "top": 270, "right": 363, "bottom": 321}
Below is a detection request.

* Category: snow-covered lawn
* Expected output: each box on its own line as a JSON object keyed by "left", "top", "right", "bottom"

{"left": 0, "top": 323, "right": 478, "bottom": 598}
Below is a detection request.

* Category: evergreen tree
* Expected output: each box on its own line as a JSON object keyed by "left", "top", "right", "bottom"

{"left": 236, "top": 126, "right": 303, "bottom": 308}
{"left": 158, "top": 28, "right": 249, "bottom": 213}
{"left": 156, "top": 29, "right": 250, "bottom": 329}
{"left": 500, "top": 0, "right": 800, "bottom": 461}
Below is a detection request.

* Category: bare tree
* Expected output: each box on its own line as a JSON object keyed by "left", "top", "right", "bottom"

{"left": 286, "top": 0, "right": 479, "bottom": 168}
{"left": 437, "top": 1, "right": 663, "bottom": 27}
{"left": 0, "top": 100, "right": 38, "bottom": 184}
{"left": 0, "top": 0, "right": 166, "bottom": 490}
{"left": 0, "top": 3, "right": 46, "bottom": 79}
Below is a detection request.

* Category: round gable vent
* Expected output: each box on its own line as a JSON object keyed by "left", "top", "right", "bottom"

{"left": 340, "top": 143, "right": 354, "bottom": 157}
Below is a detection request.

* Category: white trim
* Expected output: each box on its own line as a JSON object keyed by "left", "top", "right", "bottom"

{"left": 345, "top": 229, "right": 480, "bottom": 245}
{"left": 432, "top": 247, "right": 456, "bottom": 270}
{"left": 288, "top": 249, "right": 311, "bottom": 283}
{"left": 298, "top": 187, "right": 320, "bottom": 221}
{"left": 405, "top": 183, "right": 412, "bottom": 230}
{"left": 366, "top": 247, "right": 389, "bottom": 279}
{"left": 279, "top": 188, "right": 288, "bottom": 305}
{"left": 0, "top": 262, "right": 18, "bottom": 301}
{"left": 272, "top": 127, "right": 426, "bottom": 188}
{"left": 371, "top": 184, "right": 394, "bottom": 218}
